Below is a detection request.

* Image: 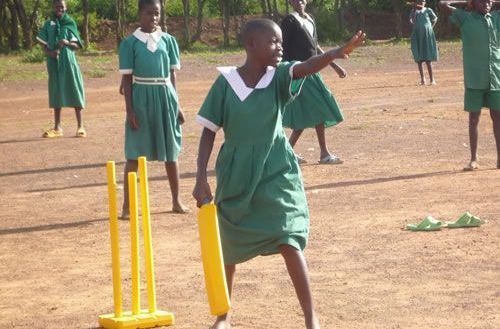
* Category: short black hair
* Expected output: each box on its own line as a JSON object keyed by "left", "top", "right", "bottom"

{"left": 138, "top": 0, "right": 161, "bottom": 12}
{"left": 239, "top": 18, "right": 279, "bottom": 45}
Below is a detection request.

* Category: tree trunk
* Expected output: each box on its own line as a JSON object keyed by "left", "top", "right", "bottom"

{"left": 82, "top": 0, "right": 89, "bottom": 47}
{"left": 0, "top": 0, "right": 6, "bottom": 49}
{"left": 12, "top": 0, "right": 32, "bottom": 49}
{"left": 29, "top": 0, "right": 40, "bottom": 44}
{"left": 359, "top": 0, "right": 367, "bottom": 32}
{"left": 6, "top": 0, "right": 18, "bottom": 50}
{"left": 159, "top": 0, "right": 167, "bottom": 32}
{"left": 221, "top": 0, "right": 230, "bottom": 47}
{"left": 182, "top": 0, "right": 190, "bottom": 46}
{"left": 259, "top": 0, "right": 268, "bottom": 16}
{"left": 192, "top": 0, "right": 207, "bottom": 42}
{"left": 265, "top": 0, "right": 272, "bottom": 18}
{"left": 116, "top": 0, "right": 125, "bottom": 46}
{"left": 272, "top": 0, "right": 278, "bottom": 21}
{"left": 391, "top": 0, "right": 403, "bottom": 39}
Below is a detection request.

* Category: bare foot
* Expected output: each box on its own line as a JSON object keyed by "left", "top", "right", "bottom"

{"left": 210, "top": 316, "right": 230, "bottom": 329}
{"left": 120, "top": 206, "right": 130, "bottom": 220}
{"left": 172, "top": 202, "right": 190, "bottom": 214}
{"left": 463, "top": 160, "right": 478, "bottom": 171}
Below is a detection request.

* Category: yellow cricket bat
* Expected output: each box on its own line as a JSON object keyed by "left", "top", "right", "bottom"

{"left": 197, "top": 202, "right": 231, "bottom": 316}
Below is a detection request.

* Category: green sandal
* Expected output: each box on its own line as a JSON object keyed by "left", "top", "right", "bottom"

{"left": 446, "top": 212, "right": 484, "bottom": 228}
{"left": 406, "top": 216, "right": 443, "bottom": 231}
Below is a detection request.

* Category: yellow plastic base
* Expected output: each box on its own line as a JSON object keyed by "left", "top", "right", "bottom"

{"left": 98, "top": 310, "right": 174, "bottom": 329}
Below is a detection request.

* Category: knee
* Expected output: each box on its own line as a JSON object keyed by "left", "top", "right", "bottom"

{"left": 469, "top": 113, "right": 480, "bottom": 126}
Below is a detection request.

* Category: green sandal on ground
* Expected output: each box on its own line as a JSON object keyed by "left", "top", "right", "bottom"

{"left": 406, "top": 216, "right": 442, "bottom": 231}
{"left": 446, "top": 212, "right": 484, "bottom": 228}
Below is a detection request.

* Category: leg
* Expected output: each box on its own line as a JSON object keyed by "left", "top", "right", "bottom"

{"left": 425, "top": 61, "right": 435, "bottom": 84}
{"left": 54, "top": 108, "right": 62, "bottom": 131}
{"left": 289, "top": 129, "right": 304, "bottom": 148}
{"left": 490, "top": 110, "right": 500, "bottom": 168}
{"left": 164, "top": 161, "right": 189, "bottom": 213}
{"left": 417, "top": 62, "right": 425, "bottom": 85}
{"left": 465, "top": 112, "right": 481, "bottom": 170}
{"left": 74, "top": 107, "right": 83, "bottom": 128}
{"left": 122, "top": 159, "right": 138, "bottom": 218}
{"left": 211, "top": 264, "right": 236, "bottom": 329}
{"left": 280, "top": 245, "right": 320, "bottom": 329}
{"left": 315, "top": 124, "right": 343, "bottom": 164}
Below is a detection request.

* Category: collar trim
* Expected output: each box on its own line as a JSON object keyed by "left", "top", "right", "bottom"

{"left": 217, "top": 66, "right": 276, "bottom": 101}
{"left": 133, "top": 28, "right": 163, "bottom": 52}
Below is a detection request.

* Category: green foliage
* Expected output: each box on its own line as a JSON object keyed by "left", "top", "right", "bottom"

{"left": 21, "top": 47, "right": 45, "bottom": 63}
{"left": 314, "top": 9, "right": 350, "bottom": 43}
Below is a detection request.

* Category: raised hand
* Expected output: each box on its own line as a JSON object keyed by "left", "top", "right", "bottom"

{"left": 340, "top": 31, "right": 366, "bottom": 57}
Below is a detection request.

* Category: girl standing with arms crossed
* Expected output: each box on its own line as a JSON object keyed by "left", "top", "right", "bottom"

{"left": 410, "top": 0, "right": 439, "bottom": 85}
{"left": 193, "top": 19, "right": 364, "bottom": 329}
{"left": 281, "top": 0, "right": 347, "bottom": 164}
{"left": 119, "top": 0, "right": 188, "bottom": 217}
{"left": 37, "top": 0, "right": 86, "bottom": 138}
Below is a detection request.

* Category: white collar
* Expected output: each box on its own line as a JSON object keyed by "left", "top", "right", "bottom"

{"left": 291, "top": 12, "right": 313, "bottom": 24}
{"left": 217, "top": 66, "right": 276, "bottom": 101}
{"left": 133, "top": 28, "right": 163, "bottom": 52}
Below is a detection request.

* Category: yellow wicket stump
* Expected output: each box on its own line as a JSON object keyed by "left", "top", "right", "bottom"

{"left": 99, "top": 158, "right": 174, "bottom": 329}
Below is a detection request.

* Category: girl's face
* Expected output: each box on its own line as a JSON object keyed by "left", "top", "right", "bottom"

{"left": 290, "top": 0, "right": 307, "bottom": 14}
{"left": 252, "top": 26, "right": 283, "bottom": 67}
{"left": 416, "top": 0, "right": 426, "bottom": 8}
{"left": 53, "top": 1, "right": 66, "bottom": 18}
{"left": 139, "top": 3, "right": 161, "bottom": 32}
{"left": 473, "top": 0, "right": 492, "bottom": 14}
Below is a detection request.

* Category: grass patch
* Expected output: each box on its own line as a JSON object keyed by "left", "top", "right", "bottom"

{"left": 87, "top": 69, "right": 106, "bottom": 78}
{"left": 21, "top": 47, "right": 45, "bottom": 63}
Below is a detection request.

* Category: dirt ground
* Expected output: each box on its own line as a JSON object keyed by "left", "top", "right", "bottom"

{"left": 0, "top": 42, "right": 499, "bottom": 329}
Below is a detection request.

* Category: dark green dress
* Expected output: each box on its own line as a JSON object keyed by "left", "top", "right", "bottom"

{"left": 119, "top": 29, "right": 182, "bottom": 162}
{"left": 197, "top": 63, "right": 310, "bottom": 265}
{"left": 37, "top": 14, "right": 85, "bottom": 109}
{"left": 411, "top": 8, "right": 439, "bottom": 62}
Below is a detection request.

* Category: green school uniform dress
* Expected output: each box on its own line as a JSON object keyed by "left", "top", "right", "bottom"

{"left": 197, "top": 63, "right": 309, "bottom": 265}
{"left": 410, "top": 8, "right": 439, "bottom": 62}
{"left": 281, "top": 12, "right": 344, "bottom": 130}
{"left": 451, "top": 9, "right": 500, "bottom": 112}
{"left": 119, "top": 28, "right": 182, "bottom": 161}
{"left": 37, "top": 13, "right": 85, "bottom": 109}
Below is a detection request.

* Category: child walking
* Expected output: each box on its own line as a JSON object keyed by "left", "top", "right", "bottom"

{"left": 37, "top": 0, "right": 86, "bottom": 138}
{"left": 119, "top": 0, "right": 188, "bottom": 216}
{"left": 410, "top": 0, "right": 439, "bottom": 85}
{"left": 193, "top": 19, "right": 364, "bottom": 329}
{"left": 440, "top": 0, "right": 500, "bottom": 170}
{"left": 281, "top": 0, "right": 347, "bottom": 164}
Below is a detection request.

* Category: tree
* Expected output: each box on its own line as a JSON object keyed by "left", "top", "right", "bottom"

{"left": 391, "top": 0, "right": 404, "bottom": 39}
{"left": 181, "top": 0, "right": 190, "bottom": 45}
{"left": 192, "top": 0, "right": 208, "bottom": 42}
{"left": 221, "top": 0, "right": 230, "bottom": 47}
{"left": 12, "top": 0, "right": 40, "bottom": 49}
{"left": 116, "top": 0, "right": 125, "bottom": 46}
{"left": 82, "top": 0, "right": 89, "bottom": 47}
{"left": 6, "top": 0, "right": 19, "bottom": 50}
{"left": 159, "top": 0, "right": 167, "bottom": 31}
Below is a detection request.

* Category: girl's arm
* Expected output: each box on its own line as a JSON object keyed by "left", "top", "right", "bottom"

{"left": 293, "top": 31, "right": 365, "bottom": 79}
{"left": 410, "top": 8, "right": 417, "bottom": 25}
{"left": 170, "top": 69, "right": 185, "bottom": 124}
{"left": 317, "top": 45, "right": 347, "bottom": 78}
{"left": 193, "top": 128, "right": 216, "bottom": 207}
{"left": 122, "top": 74, "right": 138, "bottom": 129}
{"left": 439, "top": 0, "right": 463, "bottom": 15}
{"left": 58, "top": 39, "right": 80, "bottom": 50}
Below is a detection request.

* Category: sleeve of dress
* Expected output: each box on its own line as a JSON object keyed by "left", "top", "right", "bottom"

{"left": 167, "top": 34, "right": 181, "bottom": 70}
{"left": 36, "top": 21, "right": 49, "bottom": 46}
{"left": 118, "top": 37, "right": 134, "bottom": 75}
{"left": 450, "top": 8, "right": 466, "bottom": 26}
{"left": 428, "top": 8, "right": 438, "bottom": 22}
{"left": 276, "top": 61, "right": 305, "bottom": 106}
{"left": 196, "top": 75, "right": 226, "bottom": 132}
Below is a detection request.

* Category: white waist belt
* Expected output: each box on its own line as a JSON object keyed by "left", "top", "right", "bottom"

{"left": 133, "top": 76, "right": 171, "bottom": 85}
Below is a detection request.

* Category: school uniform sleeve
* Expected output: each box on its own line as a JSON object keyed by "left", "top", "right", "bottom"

{"left": 118, "top": 37, "right": 134, "bottom": 75}
{"left": 450, "top": 8, "right": 468, "bottom": 26}
{"left": 196, "top": 75, "right": 227, "bottom": 132}
{"left": 427, "top": 8, "right": 438, "bottom": 22}
{"left": 36, "top": 20, "right": 50, "bottom": 46}
{"left": 165, "top": 34, "right": 181, "bottom": 70}
{"left": 276, "top": 61, "right": 305, "bottom": 106}
{"left": 281, "top": 15, "right": 299, "bottom": 61}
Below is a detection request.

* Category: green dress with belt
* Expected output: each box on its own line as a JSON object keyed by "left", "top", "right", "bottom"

{"left": 196, "top": 63, "right": 310, "bottom": 265}
{"left": 411, "top": 8, "right": 439, "bottom": 62}
{"left": 119, "top": 29, "right": 182, "bottom": 161}
{"left": 37, "top": 13, "right": 85, "bottom": 109}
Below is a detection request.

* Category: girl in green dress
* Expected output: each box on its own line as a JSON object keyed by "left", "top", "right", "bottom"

{"left": 193, "top": 19, "right": 365, "bottom": 329}
{"left": 281, "top": 0, "right": 347, "bottom": 165}
{"left": 37, "top": 0, "right": 86, "bottom": 138}
{"left": 119, "top": 0, "right": 188, "bottom": 216}
{"left": 410, "top": 0, "right": 439, "bottom": 85}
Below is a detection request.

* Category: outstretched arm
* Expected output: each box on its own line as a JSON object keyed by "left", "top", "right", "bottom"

{"left": 317, "top": 45, "right": 347, "bottom": 78}
{"left": 439, "top": 0, "right": 463, "bottom": 16}
{"left": 193, "top": 128, "right": 216, "bottom": 208}
{"left": 293, "top": 31, "right": 365, "bottom": 79}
